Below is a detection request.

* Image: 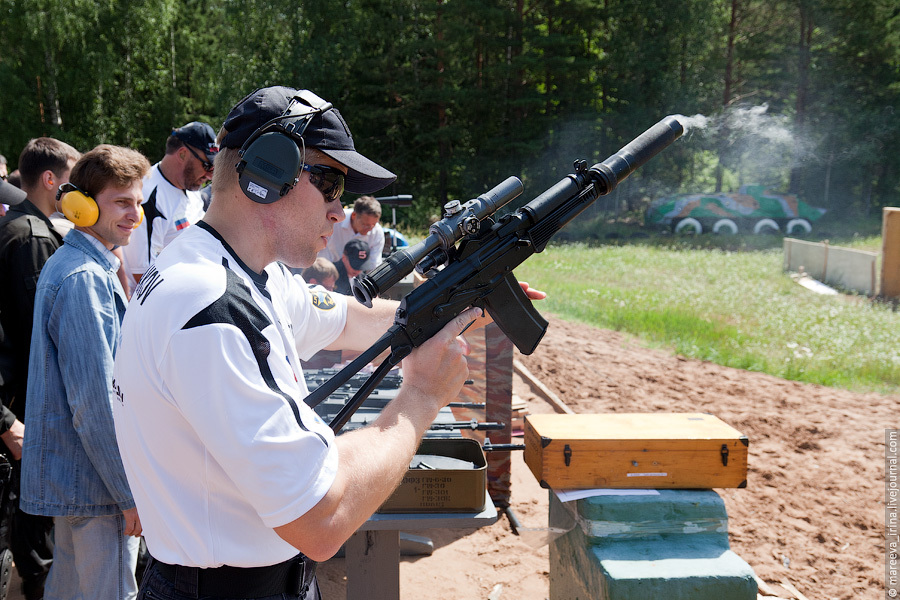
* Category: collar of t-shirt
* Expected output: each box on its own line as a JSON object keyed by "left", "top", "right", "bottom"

{"left": 195, "top": 220, "right": 269, "bottom": 297}
{"left": 155, "top": 161, "right": 188, "bottom": 196}
{"left": 71, "top": 229, "right": 120, "bottom": 271}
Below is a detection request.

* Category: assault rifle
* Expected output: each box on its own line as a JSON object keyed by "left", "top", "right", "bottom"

{"left": 306, "top": 116, "right": 684, "bottom": 432}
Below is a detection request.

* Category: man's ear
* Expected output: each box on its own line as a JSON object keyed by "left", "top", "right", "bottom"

{"left": 41, "top": 170, "right": 55, "bottom": 190}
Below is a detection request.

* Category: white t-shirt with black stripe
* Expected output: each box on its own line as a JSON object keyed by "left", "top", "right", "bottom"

{"left": 112, "top": 221, "right": 347, "bottom": 568}
{"left": 121, "top": 163, "right": 205, "bottom": 279}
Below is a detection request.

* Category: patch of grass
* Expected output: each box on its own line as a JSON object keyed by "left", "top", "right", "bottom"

{"left": 516, "top": 243, "right": 900, "bottom": 393}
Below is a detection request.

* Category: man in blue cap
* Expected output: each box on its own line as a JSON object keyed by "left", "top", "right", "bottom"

{"left": 112, "top": 86, "right": 501, "bottom": 599}
{"left": 121, "top": 121, "right": 219, "bottom": 288}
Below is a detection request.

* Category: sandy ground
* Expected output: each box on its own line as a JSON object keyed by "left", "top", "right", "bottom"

{"left": 7, "top": 313, "right": 892, "bottom": 599}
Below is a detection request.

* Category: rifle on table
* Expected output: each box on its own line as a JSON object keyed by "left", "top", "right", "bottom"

{"left": 306, "top": 116, "right": 684, "bottom": 433}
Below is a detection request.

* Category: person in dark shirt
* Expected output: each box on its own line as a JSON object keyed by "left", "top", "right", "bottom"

{"left": 332, "top": 238, "right": 370, "bottom": 296}
{"left": 0, "top": 136, "right": 81, "bottom": 600}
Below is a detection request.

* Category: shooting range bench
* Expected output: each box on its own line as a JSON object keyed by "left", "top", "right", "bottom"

{"left": 345, "top": 496, "right": 497, "bottom": 600}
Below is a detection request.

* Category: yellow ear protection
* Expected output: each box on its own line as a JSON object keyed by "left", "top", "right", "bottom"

{"left": 236, "top": 90, "right": 332, "bottom": 204}
{"left": 56, "top": 183, "right": 144, "bottom": 228}
{"left": 57, "top": 182, "right": 99, "bottom": 227}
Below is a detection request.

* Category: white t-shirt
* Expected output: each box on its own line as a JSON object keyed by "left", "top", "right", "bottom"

{"left": 112, "top": 222, "right": 346, "bottom": 568}
{"left": 122, "top": 163, "right": 205, "bottom": 279}
{"left": 318, "top": 207, "right": 384, "bottom": 270}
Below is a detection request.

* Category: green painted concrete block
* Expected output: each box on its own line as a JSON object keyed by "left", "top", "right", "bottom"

{"left": 549, "top": 490, "right": 757, "bottom": 600}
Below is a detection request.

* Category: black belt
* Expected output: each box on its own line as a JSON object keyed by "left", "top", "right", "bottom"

{"left": 150, "top": 553, "right": 316, "bottom": 598}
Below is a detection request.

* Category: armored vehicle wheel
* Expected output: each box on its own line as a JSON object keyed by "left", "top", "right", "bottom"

{"left": 712, "top": 218, "right": 738, "bottom": 234}
{"left": 753, "top": 218, "right": 780, "bottom": 234}
{"left": 785, "top": 218, "right": 812, "bottom": 235}
{"left": 674, "top": 217, "right": 702, "bottom": 234}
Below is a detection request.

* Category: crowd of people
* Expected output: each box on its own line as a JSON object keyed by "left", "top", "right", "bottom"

{"left": 0, "top": 84, "right": 540, "bottom": 600}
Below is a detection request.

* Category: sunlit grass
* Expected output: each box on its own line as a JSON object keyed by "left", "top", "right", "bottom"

{"left": 516, "top": 242, "right": 900, "bottom": 394}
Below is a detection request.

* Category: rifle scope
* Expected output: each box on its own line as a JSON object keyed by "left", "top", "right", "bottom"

{"left": 351, "top": 176, "right": 524, "bottom": 307}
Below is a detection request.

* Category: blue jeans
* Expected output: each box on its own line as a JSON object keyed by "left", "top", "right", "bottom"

{"left": 137, "top": 560, "right": 321, "bottom": 600}
{"left": 45, "top": 514, "right": 139, "bottom": 600}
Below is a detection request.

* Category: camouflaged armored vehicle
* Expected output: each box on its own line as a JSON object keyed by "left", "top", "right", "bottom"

{"left": 646, "top": 184, "right": 826, "bottom": 234}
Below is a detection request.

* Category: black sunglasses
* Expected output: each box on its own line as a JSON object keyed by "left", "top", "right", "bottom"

{"left": 302, "top": 164, "right": 345, "bottom": 203}
{"left": 184, "top": 145, "right": 214, "bottom": 173}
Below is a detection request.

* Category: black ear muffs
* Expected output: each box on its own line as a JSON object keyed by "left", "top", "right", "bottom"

{"left": 234, "top": 90, "right": 332, "bottom": 204}
{"left": 236, "top": 132, "right": 303, "bottom": 204}
{"left": 57, "top": 183, "right": 99, "bottom": 227}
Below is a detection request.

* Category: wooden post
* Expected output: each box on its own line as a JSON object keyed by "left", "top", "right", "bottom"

{"left": 881, "top": 208, "right": 900, "bottom": 298}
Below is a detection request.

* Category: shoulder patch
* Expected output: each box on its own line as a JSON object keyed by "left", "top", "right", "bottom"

{"left": 311, "top": 291, "right": 337, "bottom": 310}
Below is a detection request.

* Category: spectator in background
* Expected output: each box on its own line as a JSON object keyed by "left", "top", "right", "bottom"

{"left": 301, "top": 257, "right": 339, "bottom": 291}
{"left": 22, "top": 145, "right": 149, "bottom": 600}
{"left": 122, "top": 121, "right": 218, "bottom": 288}
{"left": 0, "top": 155, "right": 8, "bottom": 181}
{"left": 0, "top": 176, "right": 25, "bottom": 217}
{"left": 1, "top": 174, "right": 21, "bottom": 218}
{"left": 0, "top": 137, "right": 81, "bottom": 600}
{"left": 0, "top": 169, "right": 21, "bottom": 217}
{"left": 6, "top": 170, "right": 21, "bottom": 189}
{"left": 0, "top": 181, "right": 28, "bottom": 570}
{"left": 333, "top": 238, "right": 370, "bottom": 295}
{"left": 319, "top": 195, "right": 384, "bottom": 270}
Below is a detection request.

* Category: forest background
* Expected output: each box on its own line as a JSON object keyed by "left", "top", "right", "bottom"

{"left": 1, "top": 0, "right": 899, "bottom": 229}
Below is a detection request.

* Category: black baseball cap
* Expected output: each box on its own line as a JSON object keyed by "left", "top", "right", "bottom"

{"left": 0, "top": 178, "right": 26, "bottom": 207}
{"left": 172, "top": 122, "right": 219, "bottom": 162}
{"left": 343, "top": 239, "right": 370, "bottom": 270}
{"left": 220, "top": 86, "right": 396, "bottom": 195}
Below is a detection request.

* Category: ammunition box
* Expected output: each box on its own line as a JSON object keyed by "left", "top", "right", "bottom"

{"left": 379, "top": 438, "right": 487, "bottom": 513}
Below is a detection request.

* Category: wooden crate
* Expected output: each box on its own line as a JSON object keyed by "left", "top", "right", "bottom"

{"left": 523, "top": 413, "right": 748, "bottom": 489}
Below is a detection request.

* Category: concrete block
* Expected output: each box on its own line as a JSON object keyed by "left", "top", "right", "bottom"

{"left": 783, "top": 237, "right": 878, "bottom": 295}
{"left": 549, "top": 490, "right": 756, "bottom": 600}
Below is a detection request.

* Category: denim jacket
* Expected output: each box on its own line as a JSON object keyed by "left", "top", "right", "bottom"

{"left": 21, "top": 230, "right": 135, "bottom": 517}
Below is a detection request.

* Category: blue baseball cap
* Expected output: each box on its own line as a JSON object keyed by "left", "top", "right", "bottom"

{"left": 172, "top": 122, "right": 219, "bottom": 162}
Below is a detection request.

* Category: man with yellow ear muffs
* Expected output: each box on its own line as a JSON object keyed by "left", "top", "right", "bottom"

{"left": 21, "top": 144, "right": 150, "bottom": 600}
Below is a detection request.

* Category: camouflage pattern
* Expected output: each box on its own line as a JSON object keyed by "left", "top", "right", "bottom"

{"left": 646, "top": 184, "right": 826, "bottom": 231}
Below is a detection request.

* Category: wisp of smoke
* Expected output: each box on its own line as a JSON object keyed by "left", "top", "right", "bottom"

{"left": 669, "top": 104, "right": 819, "bottom": 188}
{"left": 672, "top": 113, "right": 709, "bottom": 133}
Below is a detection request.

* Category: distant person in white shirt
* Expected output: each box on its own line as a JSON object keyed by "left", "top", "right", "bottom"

{"left": 122, "top": 121, "right": 218, "bottom": 286}
{"left": 318, "top": 195, "right": 383, "bottom": 270}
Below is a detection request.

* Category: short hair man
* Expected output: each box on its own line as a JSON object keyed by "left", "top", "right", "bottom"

{"left": 332, "top": 238, "right": 370, "bottom": 296}
{"left": 122, "top": 121, "right": 218, "bottom": 285}
{"left": 0, "top": 137, "right": 81, "bottom": 598}
{"left": 301, "top": 257, "right": 339, "bottom": 291}
{"left": 318, "top": 195, "right": 384, "bottom": 270}
{"left": 22, "top": 145, "right": 149, "bottom": 600}
{"left": 112, "top": 86, "right": 490, "bottom": 600}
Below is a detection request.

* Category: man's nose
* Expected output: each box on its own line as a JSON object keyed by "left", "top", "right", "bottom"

{"left": 328, "top": 201, "right": 345, "bottom": 223}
